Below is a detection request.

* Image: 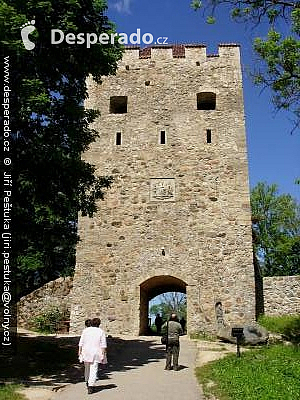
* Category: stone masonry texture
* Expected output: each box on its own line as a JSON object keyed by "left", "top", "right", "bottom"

{"left": 17, "top": 275, "right": 300, "bottom": 332}
{"left": 17, "top": 277, "right": 72, "bottom": 330}
{"left": 263, "top": 276, "right": 300, "bottom": 316}
{"left": 69, "top": 44, "right": 257, "bottom": 336}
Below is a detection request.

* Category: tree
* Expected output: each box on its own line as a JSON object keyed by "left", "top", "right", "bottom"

{"left": 251, "top": 182, "right": 300, "bottom": 276}
{"left": 191, "top": 0, "right": 300, "bottom": 130}
{"left": 0, "top": 0, "right": 123, "bottom": 297}
{"left": 149, "top": 292, "right": 187, "bottom": 321}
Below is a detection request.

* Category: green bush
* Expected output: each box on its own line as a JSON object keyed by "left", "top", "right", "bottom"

{"left": 32, "top": 308, "right": 69, "bottom": 334}
{"left": 258, "top": 314, "right": 300, "bottom": 343}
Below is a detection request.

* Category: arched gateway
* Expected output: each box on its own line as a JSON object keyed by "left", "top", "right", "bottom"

{"left": 139, "top": 275, "right": 187, "bottom": 335}
{"left": 69, "top": 44, "right": 256, "bottom": 336}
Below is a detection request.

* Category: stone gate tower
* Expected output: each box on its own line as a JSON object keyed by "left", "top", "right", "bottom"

{"left": 70, "top": 44, "right": 256, "bottom": 336}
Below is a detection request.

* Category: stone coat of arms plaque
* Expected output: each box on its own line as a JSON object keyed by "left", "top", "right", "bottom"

{"left": 150, "top": 178, "right": 175, "bottom": 201}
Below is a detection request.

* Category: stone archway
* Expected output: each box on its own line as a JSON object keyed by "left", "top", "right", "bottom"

{"left": 139, "top": 275, "right": 187, "bottom": 335}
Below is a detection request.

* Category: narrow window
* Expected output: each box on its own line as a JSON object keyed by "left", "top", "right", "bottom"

{"left": 110, "top": 96, "right": 128, "bottom": 114}
{"left": 160, "top": 131, "right": 166, "bottom": 144}
{"left": 206, "top": 129, "right": 212, "bottom": 143}
{"left": 197, "top": 92, "right": 216, "bottom": 110}
{"left": 116, "top": 132, "right": 122, "bottom": 145}
{"left": 215, "top": 302, "right": 224, "bottom": 325}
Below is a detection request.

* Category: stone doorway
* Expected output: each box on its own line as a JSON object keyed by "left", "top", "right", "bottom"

{"left": 139, "top": 275, "right": 187, "bottom": 335}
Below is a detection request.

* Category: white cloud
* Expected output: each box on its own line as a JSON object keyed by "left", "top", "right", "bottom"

{"left": 112, "top": 0, "right": 132, "bottom": 14}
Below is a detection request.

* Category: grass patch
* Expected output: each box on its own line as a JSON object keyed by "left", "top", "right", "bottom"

{"left": 258, "top": 314, "right": 300, "bottom": 343}
{"left": 0, "top": 384, "right": 26, "bottom": 400}
{"left": 196, "top": 344, "right": 300, "bottom": 400}
{"left": 190, "top": 331, "right": 217, "bottom": 341}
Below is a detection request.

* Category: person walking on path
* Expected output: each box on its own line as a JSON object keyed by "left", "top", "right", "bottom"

{"left": 52, "top": 335, "right": 203, "bottom": 400}
{"left": 78, "top": 317, "right": 107, "bottom": 394}
{"left": 161, "top": 313, "right": 183, "bottom": 371}
{"left": 84, "top": 319, "right": 92, "bottom": 328}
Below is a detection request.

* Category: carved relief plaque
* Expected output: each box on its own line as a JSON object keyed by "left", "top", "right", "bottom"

{"left": 150, "top": 178, "right": 175, "bottom": 202}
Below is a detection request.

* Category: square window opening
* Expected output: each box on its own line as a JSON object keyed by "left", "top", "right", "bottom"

{"left": 110, "top": 96, "right": 128, "bottom": 114}
{"left": 197, "top": 92, "right": 216, "bottom": 110}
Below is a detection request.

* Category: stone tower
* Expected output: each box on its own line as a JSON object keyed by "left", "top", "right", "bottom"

{"left": 70, "top": 44, "right": 256, "bottom": 336}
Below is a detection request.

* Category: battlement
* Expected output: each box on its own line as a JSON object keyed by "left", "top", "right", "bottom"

{"left": 122, "top": 43, "right": 240, "bottom": 62}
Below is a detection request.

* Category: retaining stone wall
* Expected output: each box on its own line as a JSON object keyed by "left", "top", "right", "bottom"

{"left": 263, "top": 276, "right": 300, "bottom": 316}
{"left": 17, "top": 277, "right": 73, "bottom": 330}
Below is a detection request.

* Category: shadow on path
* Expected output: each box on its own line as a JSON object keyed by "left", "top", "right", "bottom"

{"left": 103, "top": 336, "right": 166, "bottom": 375}
{"left": 0, "top": 333, "right": 166, "bottom": 388}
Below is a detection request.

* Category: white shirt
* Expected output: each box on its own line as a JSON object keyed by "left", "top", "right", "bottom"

{"left": 79, "top": 326, "right": 107, "bottom": 363}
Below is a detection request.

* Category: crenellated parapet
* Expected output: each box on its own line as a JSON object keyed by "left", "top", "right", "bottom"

{"left": 121, "top": 43, "right": 241, "bottom": 63}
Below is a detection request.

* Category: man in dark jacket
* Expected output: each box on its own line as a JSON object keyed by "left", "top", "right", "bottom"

{"left": 161, "top": 313, "right": 183, "bottom": 371}
{"left": 155, "top": 313, "right": 163, "bottom": 334}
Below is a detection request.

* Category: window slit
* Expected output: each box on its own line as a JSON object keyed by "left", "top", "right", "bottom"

{"left": 116, "top": 132, "right": 122, "bottom": 145}
{"left": 160, "top": 131, "right": 166, "bottom": 144}
{"left": 206, "top": 129, "right": 212, "bottom": 143}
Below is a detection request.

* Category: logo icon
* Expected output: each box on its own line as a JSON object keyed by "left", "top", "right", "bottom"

{"left": 20, "top": 20, "right": 36, "bottom": 51}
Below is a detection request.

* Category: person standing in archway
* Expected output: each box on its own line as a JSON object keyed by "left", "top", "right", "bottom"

{"left": 155, "top": 313, "right": 163, "bottom": 334}
{"left": 161, "top": 313, "right": 183, "bottom": 371}
{"left": 179, "top": 316, "right": 186, "bottom": 333}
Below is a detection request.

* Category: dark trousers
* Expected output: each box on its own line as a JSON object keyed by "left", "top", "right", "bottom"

{"left": 165, "top": 343, "right": 180, "bottom": 370}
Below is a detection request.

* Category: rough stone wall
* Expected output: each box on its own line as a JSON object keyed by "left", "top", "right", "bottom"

{"left": 70, "top": 44, "right": 256, "bottom": 336}
{"left": 263, "top": 276, "right": 300, "bottom": 316}
{"left": 17, "top": 274, "right": 300, "bottom": 331}
{"left": 17, "top": 277, "right": 73, "bottom": 329}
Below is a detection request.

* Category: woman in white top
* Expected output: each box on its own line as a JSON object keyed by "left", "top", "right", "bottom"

{"left": 78, "top": 317, "right": 107, "bottom": 394}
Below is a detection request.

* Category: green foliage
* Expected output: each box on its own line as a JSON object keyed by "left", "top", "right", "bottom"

{"left": 251, "top": 182, "right": 300, "bottom": 276}
{"left": 150, "top": 302, "right": 175, "bottom": 321}
{"left": 254, "top": 29, "right": 300, "bottom": 125}
{"left": 191, "top": 0, "right": 202, "bottom": 10}
{"left": 189, "top": 331, "right": 217, "bottom": 341}
{"left": 196, "top": 344, "right": 300, "bottom": 400}
{"left": 17, "top": 251, "right": 45, "bottom": 272}
{"left": 258, "top": 314, "right": 300, "bottom": 343}
{"left": 0, "top": 0, "right": 123, "bottom": 297}
{"left": 206, "top": 16, "right": 216, "bottom": 24}
{"left": 192, "top": 0, "right": 300, "bottom": 129}
{"left": 149, "top": 292, "right": 187, "bottom": 321}
{"left": 32, "top": 308, "right": 69, "bottom": 334}
{"left": 0, "top": 385, "right": 26, "bottom": 400}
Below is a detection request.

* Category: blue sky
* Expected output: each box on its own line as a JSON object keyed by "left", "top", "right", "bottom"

{"left": 106, "top": 0, "right": 300, "bottom": 201}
